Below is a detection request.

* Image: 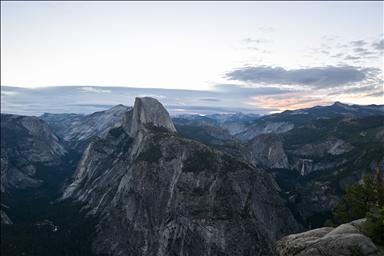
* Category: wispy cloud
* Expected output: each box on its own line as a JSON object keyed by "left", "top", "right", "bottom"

{"left": 242, "top": 38, "right": 270, "bottom": 44}
{"left": 1, "top": 91, "right": 17, "bottom": 96}
{"left": 245, "top": 92, "right": 331, "bottom": 111}
{"left": 310, "top": 35, "right": 383, "bottom": 66}
{"left": 80, "top": 87, "right": 111, "bottom": 93}
{"left": 0, "top": 86, "right": 280, "bottom": 116}
{"left": 372, "top": 39, "right": 384, "bottom": 51}
{"left": 344, "top": 56, "right": 361, "bottom": 60}
{"left": 225, "top": 65, "right": 367, "bottom": 88}
{"left": 1, "top": 83, "right": 382, "bottom": 117}
{"left": 199, "top": 97, "right": 221, "bottom": 102}
{"left": 350, "top": 40, "right": 367, "bottom": 47}
{"left": 259, "top": 27, "right": 279, "bottom": 33}
{"left": 138, "top": 94, "right": 166, "bottom": 99}
{"left": 321, "top": 35, "right": 339, "bottom": 41}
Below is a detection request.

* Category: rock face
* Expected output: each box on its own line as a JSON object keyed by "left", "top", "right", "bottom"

{"left": 273, "top": 219, "right": 383, "bottom": 256}
{"left": 247, "top": 133, "right": 289, "bottom": 169}
{"left": 219, "top": 133, "right": 289, "bottom": 170}
{"left": 1, "top": 210, "right": 13, "bottom": 225}
{"left": 63, "top": 97, "right": 303, "bottom": 255}
{"left": 174, "top": 121, "right": 235, "bottom": 146}
{"left": 172, "top": 112, "right": 261, "bottom": 126}
{"left": 1, "top": 114, "right": 67, "bottom": 192}
{"left": 228, "top": 121, "right": 294, "bottom": 142}
{"left": 122, "top": 97, "right": 176, "bottom": 137}
{"left": 292, "top": 137, "right": 354, "bottom": 158}
{"left": 40, "top": 104, "right": 130, "bottom": 152}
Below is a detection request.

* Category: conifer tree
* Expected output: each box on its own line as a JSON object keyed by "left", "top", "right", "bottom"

{"left": 332, "top": 173, "right": 383, "bottom": 224}
{"left": 325, "top": 171, "right": 384, "bottom": 244}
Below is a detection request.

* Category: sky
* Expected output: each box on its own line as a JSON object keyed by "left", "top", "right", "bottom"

{"left": 1, "top": 1, "right": 383, "bottom": 116}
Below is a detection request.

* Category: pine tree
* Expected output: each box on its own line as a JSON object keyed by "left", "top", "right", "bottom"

{"left": 332, "top": 173, "right": 383, "bottom": 224}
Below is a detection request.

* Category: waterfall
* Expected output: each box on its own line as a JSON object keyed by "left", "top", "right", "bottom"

{"left": 301, "top": 160, "right": 305, "bottom": 176}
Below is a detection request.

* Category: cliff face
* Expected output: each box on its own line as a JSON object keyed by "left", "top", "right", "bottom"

{"left": 123, "top": 97, "right": 177, "bottom": 137}
{"left": 218, "top": 133, "right": 289, "bottom": 170}
{"left": 247, "top": 133, "right": 289, "bottom": 169}
{"left": 1, "top": 114, "right": 67, "bottom": 192}
{"left": 228, "top": 121, "right": 294, "bottom": 141}
{"left": 40, "top": 104, "right": 130, "bottom": 152}
{"left": 63, "top": 97, "right": 302, "bottom": 255}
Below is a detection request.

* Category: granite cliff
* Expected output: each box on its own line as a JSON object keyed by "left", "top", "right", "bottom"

{"left": 273, "top": 219, "right": 383, "bottom": 256}
{"left": 63, "top": 97, "right": 303, "bottom": 255}
{"left": 40, "top": 104, "right": 130, "bottom": 152}
{"left": 1, "top": 114, "right": 67, "bottom": 192}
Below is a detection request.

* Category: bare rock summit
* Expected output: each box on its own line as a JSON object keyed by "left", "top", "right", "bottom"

{"left": 123, "top": 97, "right": 177, "bottom": 137}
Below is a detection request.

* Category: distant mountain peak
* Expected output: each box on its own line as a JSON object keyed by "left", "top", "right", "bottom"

{"left": 333, "top": 101, "right": 348, "bottom": 107}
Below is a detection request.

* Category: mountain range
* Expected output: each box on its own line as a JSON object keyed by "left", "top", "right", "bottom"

{"left": 1, "top": 99, "right": 383, "bottom": 255}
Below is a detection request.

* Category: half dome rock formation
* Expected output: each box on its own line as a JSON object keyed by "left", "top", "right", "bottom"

{"left": 62, "top": 97, "right": 302, "bottom": 255}
{"left": 122, "top": 97, "right": 177, "bottom": 137}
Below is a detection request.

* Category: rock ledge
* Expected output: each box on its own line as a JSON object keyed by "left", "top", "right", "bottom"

{"left": 273, "top": 219, "right": 383, "bottom": 256}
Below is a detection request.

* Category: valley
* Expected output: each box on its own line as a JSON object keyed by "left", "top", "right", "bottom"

{"left": 1, "top": 99, "right": 383, "bottom": 255}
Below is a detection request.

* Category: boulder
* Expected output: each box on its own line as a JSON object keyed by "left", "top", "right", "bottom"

{"left": 273, "top": 219, "right": 383, "bottom": 256}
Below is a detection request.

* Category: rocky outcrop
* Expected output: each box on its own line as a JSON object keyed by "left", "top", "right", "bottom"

{"left": 174, "top": 121, "right": 235, "bottom": 145}
{"left": 230, "top": 121, "right": 294, "bottom": 141}
{"left": 1, "top": 114, "right": 67, "bottom": 192}
{"left": 247, "top": 133, "right": 289, "bottom": 169}
{"left": 40, "top": 104, "right": 130, "bottom": 152}
{"left": 63, "top": 97, "right": 303, "bottom": 255}
{"left": 273, "top": 219, "right": 383, "bottom": 256}
{"left": 221, "top": 133, "right": 289, "bottom": 169}
{"left": 1, "top": 148, "right": 41, "bottom": 191}
{"left": 1, "top": 210, "right": 13, "bottom": 225}
{"left": 292, "top": 137, "right": 354, "bottom": 157}
{"left": 220, "top": 122, "right": 250, "bottom": 136}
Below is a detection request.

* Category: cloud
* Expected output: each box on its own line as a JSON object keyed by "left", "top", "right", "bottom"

{"left": 80, "top": 87, "right": 112, "bottom": 93}
{"left": 321, "top": 35, "right": 339, "bottom": 41}
{"left": 372, "top": 39, "right": 384, "bottom": 51}
{"left": 367, "top": 91, "right": 384, "bottom": 97}
{"left": 1, "top": 86, "right": 277, "bottom": 116}
{"left": 225, "top": 65, "right": 367, "bottom": 88}
{"left": 138, "top": 94, "right": 166, "bottom": 99}
{"left": 332, "top": 53, "right": 344, "bottom": 58}
{"left": 354, "top": 48, "right": 366, "bottom": 53}
{"left": 259, "top": 27, "right": 279, "bottom": 33}
{"left": 245, "top": 92, "right": 332, "bottom": 111}
{"left": 168, "top": 105, "right": 274, "bottom": 115}
{"left": 1, "top": 91, "right": 17, "bottom": 96}
{"left": 350, "top": 40, "right": 367, "bottom": 47}
{"left": 344, "top": 56, "right": 360, "bottom": 60}
{"left": 310, "top": 36, "right": 382, "bottom": 66}
{"left": 212, "top": 84, "right": 293, "bottom": 96}
{"left": 353, "top": 47, "right": 376, "bottom": 56}
{"left": 1, "top": 82, "right": 381, "bottom": 118}
{"left": 243, "top": 38, "right": 270, "bottom": 44}
{"left": 199, "top": 97, "right": 221, "bottom": 102}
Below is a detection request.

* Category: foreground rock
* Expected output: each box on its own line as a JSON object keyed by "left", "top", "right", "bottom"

{"left": 273, "top": 219, "right": 383, "bottom": 256}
